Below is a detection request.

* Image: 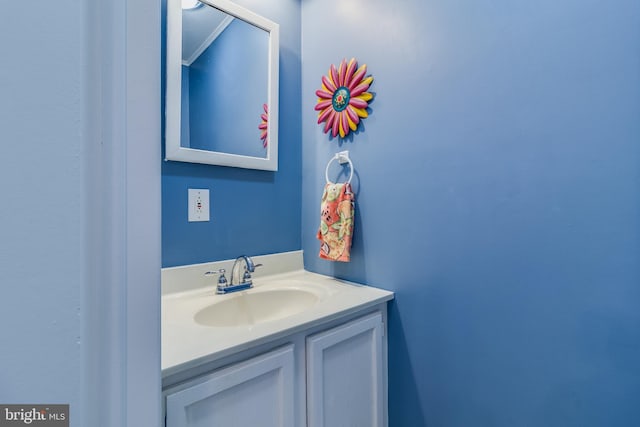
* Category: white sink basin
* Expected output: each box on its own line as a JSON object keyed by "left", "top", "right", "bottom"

{"left": 162, "top": 269, "right": 395, "bottom": 373}
{"left": 194, "top": 288, "right": 319, "bottom": 327}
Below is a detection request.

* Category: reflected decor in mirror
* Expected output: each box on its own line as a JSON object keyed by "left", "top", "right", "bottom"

{"left": 166, "top": 0, "right": 280, "bottom": 170}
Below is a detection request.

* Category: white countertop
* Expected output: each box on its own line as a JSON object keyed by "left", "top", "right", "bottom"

{"left": 162, "top": 268, "right": 393, "bottom": 378}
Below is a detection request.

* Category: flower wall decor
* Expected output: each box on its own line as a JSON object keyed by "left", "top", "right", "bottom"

{"left": 315, "top": 58, "right": 374, "bottom": 138}
{"left": 258, "top": 103, "right": 268, "bottom": 148}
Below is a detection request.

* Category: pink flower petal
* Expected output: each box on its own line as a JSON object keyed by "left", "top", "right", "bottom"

{"left": 348, "top": 64, "right": 368, "bottom": 91}
{"left": 349, "top": 97, "right": 368, "bottom": 109}
{"left": 345, "top": 105, "right": 360, "bottom": 125}
{"left": 315, "top": 89, "right": 333, "bottom": 99}
{"left": 330, "top": 64, "right": 340, "bottom": 90}
{"left": 338, "top": 59, "right": 347, "bottom": 86}
{"left": 322, "top": 75, "right": 336, "bottom": 93}
{"left": 340, "top": 112, "right": 349, "bottom": 136}
{"left": 317, "top": 107, "right": 333, "bottom": 124}
{"left": 350, "top": 82, "right": 371, "bottom": 97}
{"left": 332, "top": 113, "right": 340, "bottom": 137}
{"left": 343, "top": 58, "right": 357, "bottom": 88}
{"left": 324, "top": 110, "right": 336, "bottom": 134}
{"left": 314, "top": 99, "right": 333, "bottom": 111}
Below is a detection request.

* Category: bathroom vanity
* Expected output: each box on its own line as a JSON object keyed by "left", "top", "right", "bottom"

{"left": 162, "top": 252, "right": 394, "bottom": 427}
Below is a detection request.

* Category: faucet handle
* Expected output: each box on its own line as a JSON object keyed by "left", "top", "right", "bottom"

{"left": 205, "top": 268, "right": 227, "bottom": 286}
{"left": 242, "top": 263, "right": 262, "bottom": 282}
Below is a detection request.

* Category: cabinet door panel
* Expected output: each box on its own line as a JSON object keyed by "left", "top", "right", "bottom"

{"left": 166, "top": 345, "right": 294, "bottom": 427}
{"left": 307, "top": 312, "right": 384, "bottom": 427}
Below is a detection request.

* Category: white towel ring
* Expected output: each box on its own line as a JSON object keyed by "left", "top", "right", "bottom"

{"left": 325, "top": 151, "right": 354, "bottom": 184}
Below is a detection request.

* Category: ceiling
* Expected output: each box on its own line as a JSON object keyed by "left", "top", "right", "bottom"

{"left": 182, "top": 4, "right": 233, "bottom": 66}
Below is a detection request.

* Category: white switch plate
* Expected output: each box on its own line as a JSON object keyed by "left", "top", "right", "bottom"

{"left": 188, "top": 189, "right": 210, "bottom": 222}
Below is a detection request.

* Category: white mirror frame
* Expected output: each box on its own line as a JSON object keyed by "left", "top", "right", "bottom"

{"left": 165, "top": 0, "right": 280, "bottom": 171}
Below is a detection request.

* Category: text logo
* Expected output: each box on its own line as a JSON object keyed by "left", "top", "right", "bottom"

{"left": 0, "top": 405, "right": 68, "bottom": 427}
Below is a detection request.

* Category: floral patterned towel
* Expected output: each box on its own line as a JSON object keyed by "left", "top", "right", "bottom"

{"left": 317, "top": 182, "right": 355, "bottom": 262}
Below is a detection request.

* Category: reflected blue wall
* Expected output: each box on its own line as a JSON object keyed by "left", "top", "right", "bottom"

{"left": 187, "top": 19, "right": 268, "bottom": 157}
{"left": 301, "top": 1, "right": 640, "bottom": 426}
{"left": 162, "top": 0, "right": 302, "bottom": 267}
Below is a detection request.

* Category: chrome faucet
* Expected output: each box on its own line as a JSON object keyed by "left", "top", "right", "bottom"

{"left": 205, "top": 255, "right": 262, "bottom": 294}
{"left": 230, "top": 255, "right": 261, "bottom": 286}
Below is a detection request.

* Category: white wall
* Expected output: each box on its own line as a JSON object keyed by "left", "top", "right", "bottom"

{"left": 0, "top": 0, "right": 85, "bottom": 409}
{"left": 0, "top": 1, "right": 162, "bottom": 426}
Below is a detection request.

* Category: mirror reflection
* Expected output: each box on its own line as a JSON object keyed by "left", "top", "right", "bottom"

{"left": 181, "top": 3, "right": 268, "bottom": 157}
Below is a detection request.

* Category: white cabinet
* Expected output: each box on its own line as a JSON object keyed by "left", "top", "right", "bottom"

{"left": 306, "top": 312, "right": 384, "bottom": 427}
{"left": 164, "top": 309, "right": 387, "bottom": 427}
{"left": 165, "top": 345, "right": 295, "bottom": 427}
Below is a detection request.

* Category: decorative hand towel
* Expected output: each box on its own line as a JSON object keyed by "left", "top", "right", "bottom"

{"left": 317, "top": 182, "right": 355, "bottom": 262}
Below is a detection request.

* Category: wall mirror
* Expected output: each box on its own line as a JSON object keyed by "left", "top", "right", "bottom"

{"left": 165, "top": 0, "right": 279, "bottom": 170}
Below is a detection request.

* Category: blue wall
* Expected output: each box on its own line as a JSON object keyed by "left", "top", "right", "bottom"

{"left": 301, "top": 0, "right": 640, "bottom": 426}
{"left": 162, "top": 0, "right": 302, "bottom": 267}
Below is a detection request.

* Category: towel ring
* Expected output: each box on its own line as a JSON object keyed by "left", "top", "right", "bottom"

{"left": 325, "top": 151, "right": 354, "bottom": 184}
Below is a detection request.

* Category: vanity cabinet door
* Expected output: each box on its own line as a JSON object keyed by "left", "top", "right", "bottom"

{"left": 306, "top": 312, "right": 384, "bottom": 427}
{"left": 165, "top": 345, "right": 295, "bottom": 427}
